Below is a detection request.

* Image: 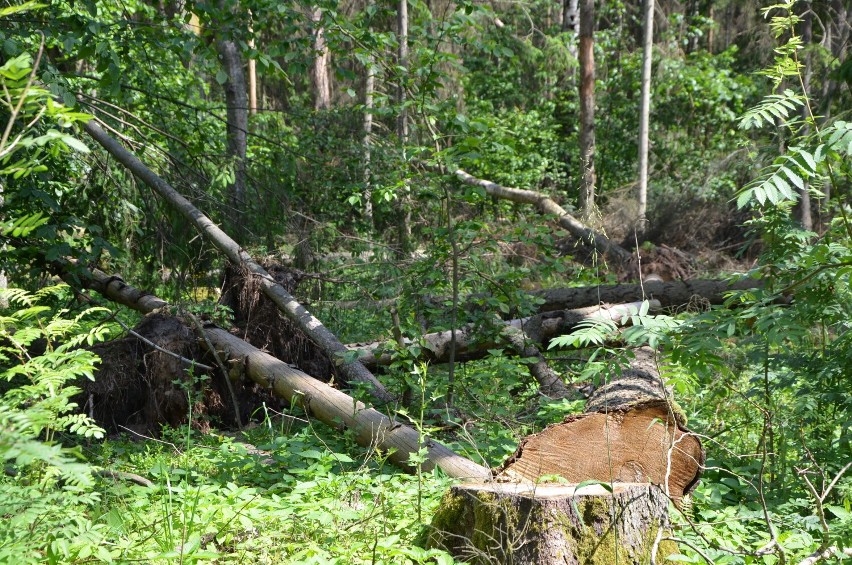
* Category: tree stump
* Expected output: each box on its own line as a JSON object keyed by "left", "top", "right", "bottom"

{"left": 497, "top": 348, "right": 704, "bottom": 503}
{"left": 426, "top": 482, "right": 675, "bottom": 564}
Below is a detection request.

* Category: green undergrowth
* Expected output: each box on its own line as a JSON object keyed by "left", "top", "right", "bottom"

{"left": 1, "top": 420, "right": 459, "bottom": 563}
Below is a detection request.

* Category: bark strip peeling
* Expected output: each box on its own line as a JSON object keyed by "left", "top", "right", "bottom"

{"left": 84, "top": 269, "right": 492, "bottom": 481}
{"left": 82, "top": 120, "right": 394, "bottom": 404}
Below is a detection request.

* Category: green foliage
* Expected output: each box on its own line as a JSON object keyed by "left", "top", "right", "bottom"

{"left": 0, "top": 285, "right": 108, "bottom": 486}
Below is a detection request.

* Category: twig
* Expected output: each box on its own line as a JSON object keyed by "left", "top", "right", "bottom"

{"left": 117, "top": 425, "right": 181, "bottom": 454}
{"left": 796, "top": 461, "right": 852, "bottom": 564}
{"left": 663, "top": 537, "right": 715, "bottom": 564}
{"left": 183, "top": 310, "right": 242, "bottom": 429}
{"left": 95, "top": 469, "right": 154, "bottom": 488}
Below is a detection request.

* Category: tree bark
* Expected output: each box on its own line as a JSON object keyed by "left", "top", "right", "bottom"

{"left": 426, "top": 482, "right": 675, "bottom": 564}
{"left": 396, "top": 0, "right": 412, "bottom": 253}
{"left": 531, "top": 277, "right": 761, "bottom": 312}
{"left": 216, "top": 36, "right": 248, "bottom": 237}
{"left": 362, "top": 10, "right": 376, "bottom": 228}
{"left": 82, "top": 119, "right": 395, "bottom": 404}
{"left": 346, "top": 301, "right": 656, "bottom": 367}
{"left": 82, "top": 268, "right": 491, "bottom": 481}
{"left": 323, "top": 278, "right": 762, "bottom": 315}
{"left": 312, "top": 6, "right": 331, "bottom": 111}
{"left": 247, "top": 13, "right": 258, "bottom": 116}
{"left": 797, "top": 2, "right": 813, "bottom": 231}
{"left": 637, "top": 0, "right": 655, "bottom": 225}
{"left": 451, "top": 168, "right": 632, "bottom": 267}
{"left": 578, "top": 0, "right": 596, "bottom": 218}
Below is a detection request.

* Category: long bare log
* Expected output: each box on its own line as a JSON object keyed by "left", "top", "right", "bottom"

{"left": 346, "top": 301, "right": 657, "bottom": 367}
{"left": 83, "top": 269, "right": 492, "bottom": 481}
{"left": 82, "top": 120, "right": 394, "bottom": 404}
{"left": 452, "top": 168, "right": 632, "bottom": 266}
{"left": 323, "top": 278, "right": 761, "bottom": 315}
{"left": 531, "top": 278, "right": 761, "bottom": 312}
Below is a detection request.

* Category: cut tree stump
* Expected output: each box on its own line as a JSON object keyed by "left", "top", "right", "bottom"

{"left": 426, "top": 482, "right": 676, "bottom": 564}
{"left": 496, "top": 348, "right": 705, "bottom": 503}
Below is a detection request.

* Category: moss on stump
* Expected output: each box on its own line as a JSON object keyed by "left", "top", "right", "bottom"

{"left": 426, "top": 482, "right": 674, "bottom": 564}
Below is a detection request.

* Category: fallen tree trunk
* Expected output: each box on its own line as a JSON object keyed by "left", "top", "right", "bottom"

{"left": 497, "top": 347, "right": 704, "bottom": 503}
{"left": 426, "top": 482, "right": 675, "bottom": 564}
{"left": 451, "top": 168, "right": 633, "bottom": 267}
{"left": 82, "top": 268, "right": 492, "bottom": 481}
{"left": 346, "top": 300, "right": 658, "bottom": 367}
{"left": 531, "top": 277, "right": 761, "bottom": 313}
{"left": 83, "top": 120, "right": 394, "bottom": 404}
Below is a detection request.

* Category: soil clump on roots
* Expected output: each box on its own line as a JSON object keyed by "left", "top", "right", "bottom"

{"left": 82, "top": 262, "right": 330, "bottom": 435}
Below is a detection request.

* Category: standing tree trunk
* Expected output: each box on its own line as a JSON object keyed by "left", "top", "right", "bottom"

{"left": 247, "top": 14, "right": 258, "bottom": 116}
{"left": 577, "top": 0, "right": 596, "bottom": 219}
{"left": 797, "top": 2, "right": 813, "bottom": 231}
{"left": 637, "top": 0, "right": 655, "bottom": 225}
{"left": 396, "top": 0, "right": 412, "bottom": 253}
{"left": 216, "top": 36, "right": 248, "bottom": 239}
{"left": 362, "top": 9, "right": 376, "bottom": 229}
{"left": 312, "top": 6, "right": 331, "bottom": 111}
{"left": 563, "top": 0, "right": 579, "bottom": 33}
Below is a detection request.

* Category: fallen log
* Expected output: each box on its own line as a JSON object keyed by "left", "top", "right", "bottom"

{"left": 345, "top": 300, "right": 658, "bottom": 367}
{"left": 342, "top": 278, "right": 760, "bottom": 318}
{"left": 82, "top": 119, "right": 394, "bottom": 404}
{"left": 496, "top": 347, "right": 704, "bottom": 503}
{"left": 531, "top": 277, "right": 761, "bottom": 313}
{"left": 425, "top": 482, "right": 675, "bottom": 564}
{"left": 451, "top": 168, "right": 633, "bottom": 267}
{"left": 82, "top": 268, "right": 491, "bottom": 481}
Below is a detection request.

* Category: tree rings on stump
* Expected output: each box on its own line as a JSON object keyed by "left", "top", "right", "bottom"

{"left": 497, "top": 348, "right": 704, "bottom": 503}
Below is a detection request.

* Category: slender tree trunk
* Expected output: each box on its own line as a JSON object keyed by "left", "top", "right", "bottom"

{"left": 312, "top": 6, "right": 331, "bottom": 111}
{"left": 706, "top": 4, "right": 714, "bottom": 52}
{"left": 563, "top": 0, "right": 579, "bottom": 33}
{"left": 248, "top": 14, "right": 257, "bottom": 116}
{"left": 396, "top": 0, "right": 412, "bottom": 252}
{"left": 637, "top": 0, "right": 655, "bottom": 226}
{"left": 216, "top": 36, "right": 248, "bottom": 238}
{"left": 798, "top": 2, "right": 813, "bottom": 231}
{"left": 362, "top": 15, "right": 376, "bottom": 228}
{"left": 577, "top": 0, "right": 596, "bottom": 219}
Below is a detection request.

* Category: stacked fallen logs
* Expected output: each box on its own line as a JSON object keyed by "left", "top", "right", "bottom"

{"left": 426, "top": 347, "right": 704, "bottom": 564}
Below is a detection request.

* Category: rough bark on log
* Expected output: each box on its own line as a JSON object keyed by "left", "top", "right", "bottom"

{"left": 82, "top": 269, "right": 491, "bottom": 481}
{"left": 82, "top": 120, "right": 394, "bottom": 405}
{"left": 497, "top": 348, "right": 704, "bottom": 502}
{"left": 531, "top": 278, "right": 761, "bottom": 313}
{"left": 346, "top": 301, "right": 657, "bottom": 367}
{"left": 451, "top": 168, "right": 632, "bottom": 267}
{"left": 426, "top": 482, "right": 676, "bottom": 564}
{"left": 334, "top": 278, "right": 761, "bottom": 316}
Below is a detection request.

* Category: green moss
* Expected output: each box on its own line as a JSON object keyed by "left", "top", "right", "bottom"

{"left": 421, "top": 491, "right": 465, "bottom": 550}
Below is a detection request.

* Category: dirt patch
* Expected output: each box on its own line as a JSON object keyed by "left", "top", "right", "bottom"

{"left": 82, "top": 313, "right": 285, "bottom": 435}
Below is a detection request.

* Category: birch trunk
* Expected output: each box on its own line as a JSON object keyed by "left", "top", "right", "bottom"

{"left": 637, "top": 0, "right": 655, "bottom": 225}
